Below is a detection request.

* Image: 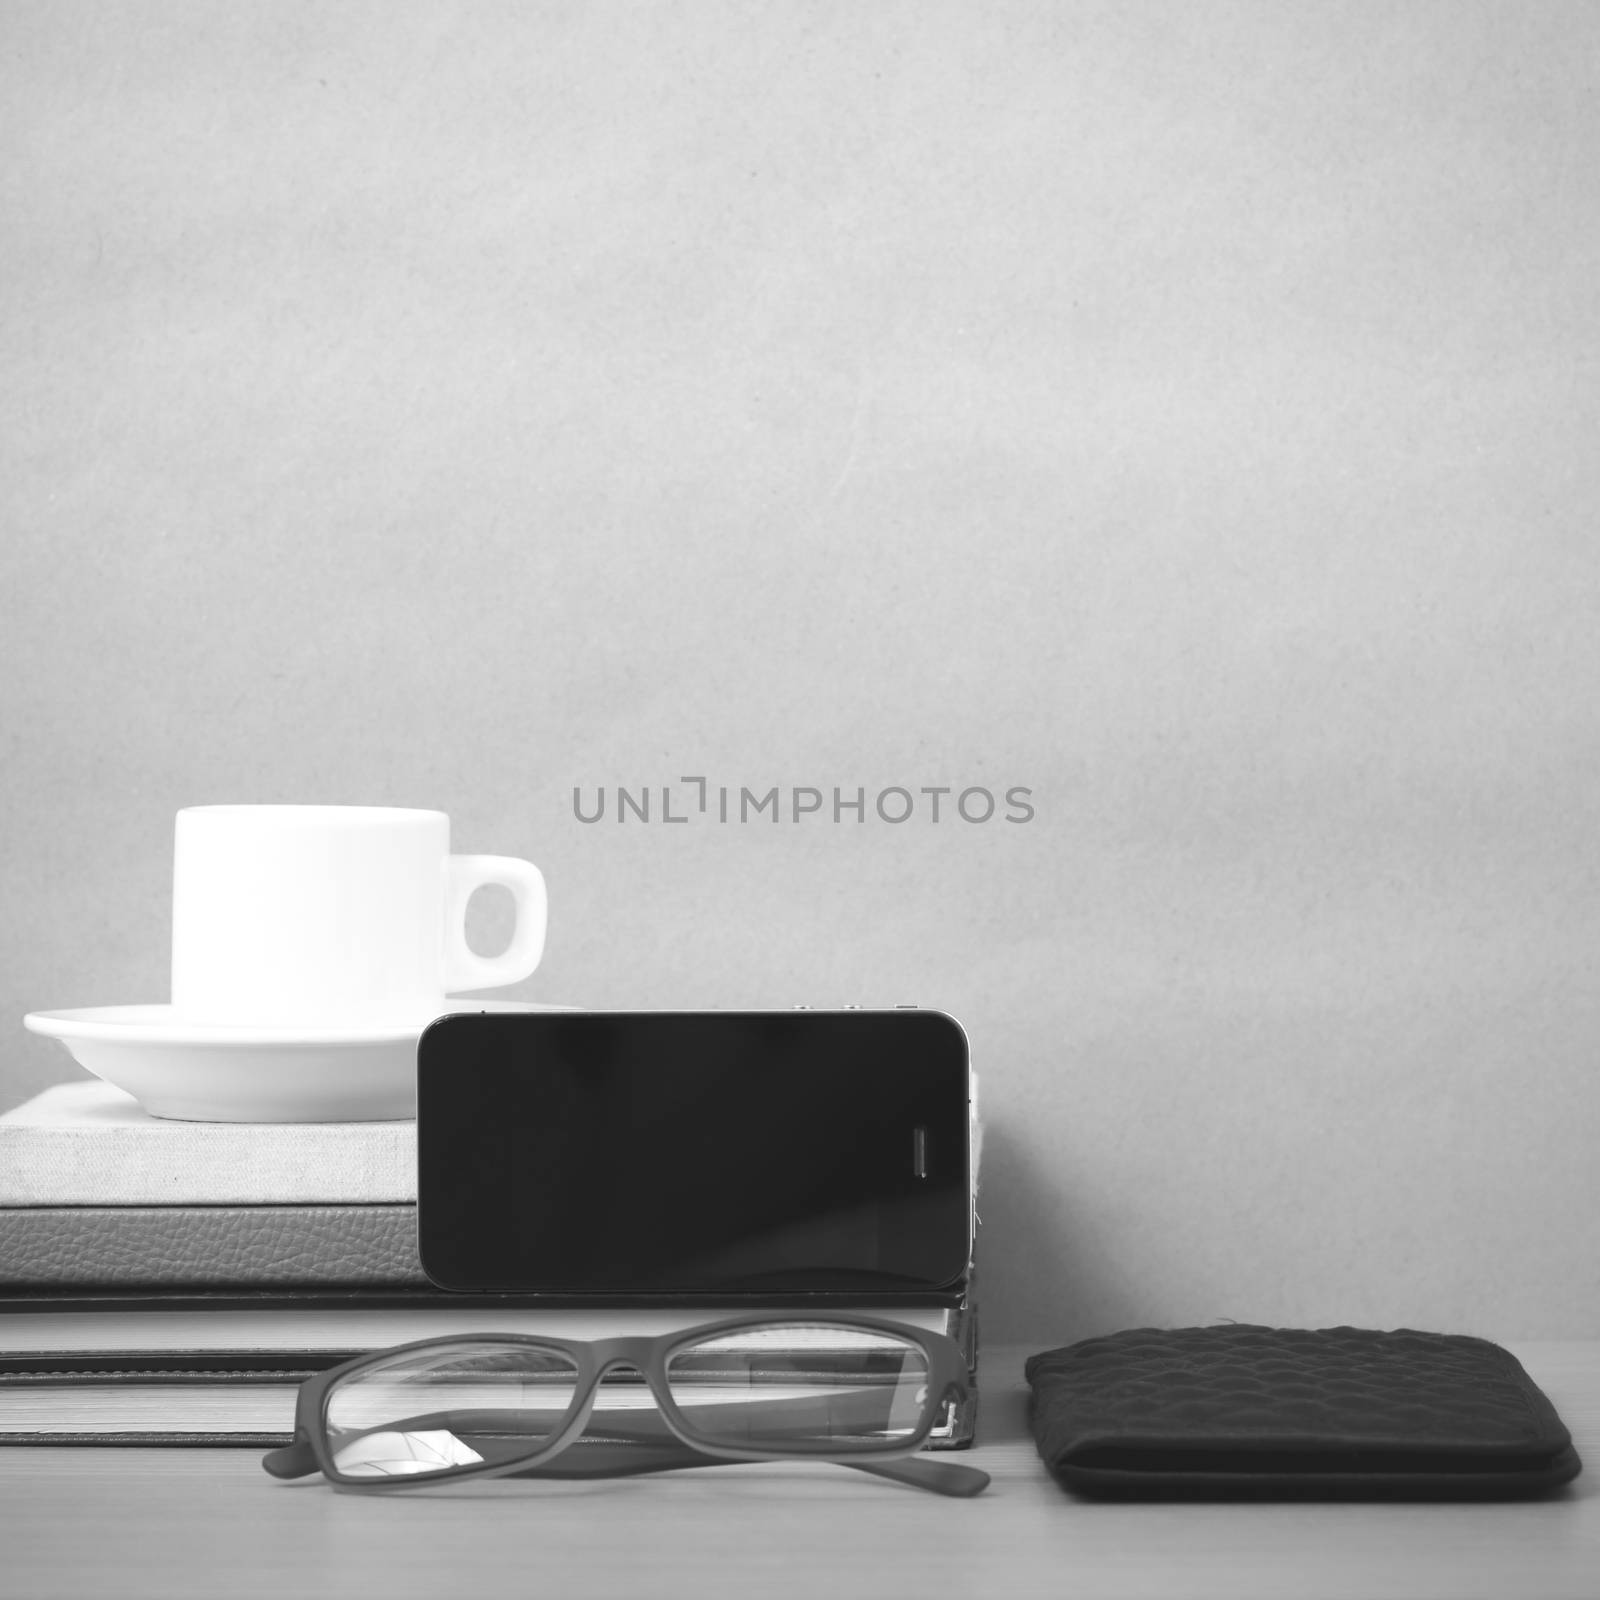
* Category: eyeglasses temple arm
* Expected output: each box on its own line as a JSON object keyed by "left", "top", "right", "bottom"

{"left": 847, "top": 1456, "right": 989, "bottom": 1498}
{"left": 262, "top": 1436, "right": 319, "bottom": 1479}
{"left": 507, "top": 1439, "right": 989, "bottom": 1497}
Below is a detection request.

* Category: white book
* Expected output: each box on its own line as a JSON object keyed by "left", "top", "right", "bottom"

{"left": 0, "top": 1377, "right": 964, "bottom": 1442}
{"left": 0, "top": 1082, "right": 415, "bottom": 1205}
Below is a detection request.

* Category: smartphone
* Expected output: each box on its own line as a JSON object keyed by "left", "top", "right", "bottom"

{"left": 416, "top": 1008, "right": 972, "bottom": 1296}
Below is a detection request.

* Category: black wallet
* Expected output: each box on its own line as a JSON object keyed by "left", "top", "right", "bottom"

{"left": 1026, "top": 1325, "right": 1582, "bottom": 1499}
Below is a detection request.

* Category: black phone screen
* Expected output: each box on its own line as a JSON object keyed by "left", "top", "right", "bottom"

{"left": 416, "top": 1009, "right": 972, "bottom": 1295}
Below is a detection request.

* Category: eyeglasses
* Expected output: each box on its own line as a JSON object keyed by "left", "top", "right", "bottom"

{"left": 262, "top": 1314, "right": 988, "bottom": 1498}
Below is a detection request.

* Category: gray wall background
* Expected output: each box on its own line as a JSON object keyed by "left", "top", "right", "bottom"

{"left": 4, "top": 2, "right": 1598, "bottom": 1343}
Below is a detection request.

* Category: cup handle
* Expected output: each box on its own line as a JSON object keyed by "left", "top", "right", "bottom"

{"left": 442, "top": 855, "right": 548, "bottom": 993}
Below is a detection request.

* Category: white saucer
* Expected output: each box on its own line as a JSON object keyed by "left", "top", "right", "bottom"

{"left": 22, "top": 1001, "right": 580, "bottom": 1124}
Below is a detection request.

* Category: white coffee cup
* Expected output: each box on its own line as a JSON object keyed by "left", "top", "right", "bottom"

{"left": 170, "top": 805, "right": 547, "bottom": 1027}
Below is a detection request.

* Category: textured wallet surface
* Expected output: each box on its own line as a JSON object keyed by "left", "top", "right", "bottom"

{"left": 1026, "top": 1325, "right": 1582, "bottom": 1498}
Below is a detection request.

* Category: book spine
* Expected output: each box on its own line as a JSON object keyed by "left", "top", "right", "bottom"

{"left": 0, "top": 1206, "right": 428, "bottom": 1288}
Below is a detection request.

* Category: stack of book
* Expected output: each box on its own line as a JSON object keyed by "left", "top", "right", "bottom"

{"left": 0, "top": 1081, "right": 979, "bottom": 1448}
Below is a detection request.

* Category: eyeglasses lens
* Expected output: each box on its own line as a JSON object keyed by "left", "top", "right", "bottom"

{"left": 325, "top": 1341, "right": 581, "bottom": 1480}
{"left": 664, "top": 1325, "right": 932, "bottom": 1449}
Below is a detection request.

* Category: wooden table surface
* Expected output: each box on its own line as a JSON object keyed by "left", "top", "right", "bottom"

{"left": 0, "top": 1343, "right": 1595, "bottom": 1600}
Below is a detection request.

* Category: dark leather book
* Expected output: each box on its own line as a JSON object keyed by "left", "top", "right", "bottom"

{"left": 0, "top": 1204, "right": 428, "bottom": 1288}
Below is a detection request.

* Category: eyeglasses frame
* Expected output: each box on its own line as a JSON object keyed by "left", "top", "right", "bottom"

{"left": 264, "top": 1312, "right": 975, "bottom": 1491}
